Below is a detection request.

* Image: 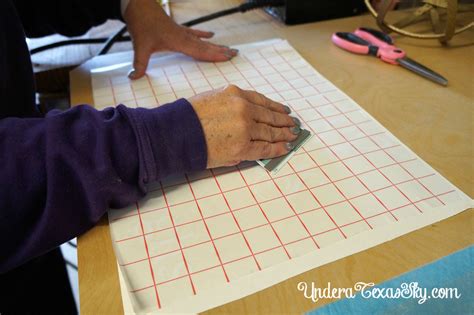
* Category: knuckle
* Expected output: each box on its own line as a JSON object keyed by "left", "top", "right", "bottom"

{"left": 234, "top": 99, "right": 250, "bottom": 118}
{"left": 224, "top": 84, "right": 241, "bottom": 95}
{"left": 254, "top": 92, "right": 267, "bottom": 106}
{"left": 261, "top": 143, "right": 272, "bottom": 157}
{"left": 277, "top": 129, "right": 286, "bottom": 142}
{"left": 260, "top": 94, "right": 271, "bottom": 106}
{"left": 269, "top": 128, "right": 277, "bottom": 142}
{"left": 270, "top": 111, "right": 279, "bottom": 124}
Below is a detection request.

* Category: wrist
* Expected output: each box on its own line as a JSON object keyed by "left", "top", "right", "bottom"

{"left": 123, "top": 0, "right": 162, "bottom": 22}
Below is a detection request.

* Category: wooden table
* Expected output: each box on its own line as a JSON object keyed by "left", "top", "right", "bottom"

{"left": 71, "top": 1, "right": 474, "bottom": 314}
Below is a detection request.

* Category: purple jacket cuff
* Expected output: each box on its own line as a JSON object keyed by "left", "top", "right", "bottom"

{"left": 122, "top": 98, "right": 208, "bottom": 184}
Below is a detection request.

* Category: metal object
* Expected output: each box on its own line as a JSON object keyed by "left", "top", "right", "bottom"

{"left": 257, "top": 129, "right": 312, "bottom": 175}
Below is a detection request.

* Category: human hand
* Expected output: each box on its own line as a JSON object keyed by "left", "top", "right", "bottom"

{"left": 188, "top": 85, "right": 301, "bottom": 168}
{"left": 123, "top": 0, "right": 238, "bottom": 80}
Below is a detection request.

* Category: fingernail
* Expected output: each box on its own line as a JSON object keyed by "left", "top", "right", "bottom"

{"left": 224, "top": 52, "right": 234, "bottom": 59}
{"left": 292, "top": 117, "right": 301, "bottom": 126}
{"left": 283, "top": 105, "right": 291, "bottom": 114}
{"left": 286, "top": 142, "right": 295, "bottom": 151}
{"left": 128, "top": 69, "right": 136, "bottom": 80}
{"left": 210, "top": 32, "right": 215, "bottom": 36}
{"left": 290, "top": 126, "right": 301, "bottom": 135}
{"left": 231, "top": 48, "right": 239, "bottom": 55}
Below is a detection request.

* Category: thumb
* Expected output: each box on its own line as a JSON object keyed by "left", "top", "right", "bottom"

{"left": 129, "top": 45, "right": 152, "bottom": 80}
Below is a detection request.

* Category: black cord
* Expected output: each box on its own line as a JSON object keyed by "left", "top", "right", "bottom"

{"left": 97, "top": 25, "right": 129, "bottom": 55}
{"left": 30, "top": 37, "right": 131, "bottom": 55}
{"left": 30, "top": 0, "right": 285, "bottom": 56}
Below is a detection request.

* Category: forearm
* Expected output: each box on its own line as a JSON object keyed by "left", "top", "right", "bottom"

{"left": 0, "top": 100, "right": 207, "bottom": 272}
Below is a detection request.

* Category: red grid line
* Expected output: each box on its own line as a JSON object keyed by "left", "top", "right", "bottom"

{"left": 185, "top": 174, "right": 230, "bottom": 282}
{"left": 136, "top": 202, "right": 161, "bottom": 309}
{"left": 104, "top": 43, "right": 462, "bottom": 306}
{"left": 114, "top": 161, "right": 427, "bottom": 245}
{"left": 214, "top": 58, "right": 293, "bottom": 259}
{"left": 303, "top": 108, "right": 360, "bottom": 124}
{"left": 312, "top": 91, "right": 429, "bottom": 214}
{"left": 145, "top": 74, "right": 161, "bottom": 107}
{"left": 298, "top": 105, "right": 399, "bottom": 221}
{"left": 117, "top": 172, "right": 436, "bottom": 252}
{"left": 179, "top": 66, "right": 232, "bottom": 284}
{"left": 262, "top": 48, "right": 377, "bottom": 229}
{"left": 126, "top": 188, "right": 455, "bottom": 294}
{"left": 128, "top": 78, "right": 144, "bottom": 109}
{"left": 270, "top": 48, "right": 406, "bottom": 219}
{"left": 342, "top": 113, "right": 445, "bottom": 207}
{"left": 141, "top": 130, "right": 390, "bottom": 194}
{"left": 385, "top": 153, "right": 446, "bottom": 206}
{"left": 326, "top": 107, "right": 426, "bottom": 213}
{"left": 110, "top": 47, "right": 444, "bottom": 272}
{"left": 159, "top": 175, "right": 196, "bottom": 295}
{"left": 286, "top": 161, "right": 347, "bottom": 239}
{"left": 191, "top": 61, "right": 262, "bottom": 271}
{"left": 266, "top": 169, "right": 320, "bottom": 249}
{"left": 249, "top": 48, "right": 397, "bottom": 230}
{"left": 125, "top": 126, "right": 390, "bottom": 200}
{"left": 209, "top": 168, "right": 262, "bottom": 271}
{"left": 235, "top": 165, "right": 292, "bottom": 259}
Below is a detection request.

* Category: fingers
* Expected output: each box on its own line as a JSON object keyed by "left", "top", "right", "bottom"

{"left": 187, "top": 28, "right": 214, "bottom": 39}
{"left": 250, "top": 105, "right": 296, "bottom": 128}
{"left": 251, "top": 123, "right": 298, "bottom": 143}
{"left": 179, "top": 36, "right": 238, "bottom": 62}
{"left": 240, "top": 89, "right": 291, "bottom": 114}
{"left": 129, "top": 44, "right": 152, "bottom": 80}
{"left": 246, "top": 141, "right": 291, "bottom": 161}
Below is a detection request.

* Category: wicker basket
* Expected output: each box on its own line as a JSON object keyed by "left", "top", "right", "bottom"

{"left": 366, "top": 0, "right": 474, "bottom": 43}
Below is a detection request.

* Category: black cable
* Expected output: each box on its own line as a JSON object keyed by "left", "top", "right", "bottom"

{"left": 30, "top": 37, "right": 131, "bottom": 55}
{"left": 97, "top": 25, "right": 129, "bottom": 55}
{"left": 30, "top": 0, "right": 285, "bottom": 56}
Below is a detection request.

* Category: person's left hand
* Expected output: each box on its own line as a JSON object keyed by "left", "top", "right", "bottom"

{"left": 123, "top": 0, "right": 238, "bottom": 80}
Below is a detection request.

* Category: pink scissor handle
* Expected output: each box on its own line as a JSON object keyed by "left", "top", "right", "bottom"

{"left": 332, "top": 28, "right": 406, "bottom": 65}
{"left": 354, "top": 27, "right": 406, "bottom": 64}
{"left": 331, "top": 32, "right": 371, "bottom": 55}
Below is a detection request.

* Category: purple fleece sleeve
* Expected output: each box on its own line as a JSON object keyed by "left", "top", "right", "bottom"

{"left": 0, "top": 99, "right": 207, "bottom": 273}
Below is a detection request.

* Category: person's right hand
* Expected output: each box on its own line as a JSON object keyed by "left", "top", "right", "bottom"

{"left": 188, "top": 85, "right": 301, "bottom": 169}
{"left": 123, "top": 0, "right": 237, "bottom": 80}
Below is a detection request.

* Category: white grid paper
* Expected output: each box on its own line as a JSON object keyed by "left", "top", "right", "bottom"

{"left": 90, "top": 39, "right": 473, "bottom": 313}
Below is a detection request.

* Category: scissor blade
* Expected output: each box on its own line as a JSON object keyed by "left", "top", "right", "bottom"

{"left": 397, "top": 57, "right": 448, "bottom": 86}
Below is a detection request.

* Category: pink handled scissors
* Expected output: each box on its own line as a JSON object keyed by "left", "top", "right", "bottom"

{"left": 332, "top": 27, "right": 448, "bottom": 86}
